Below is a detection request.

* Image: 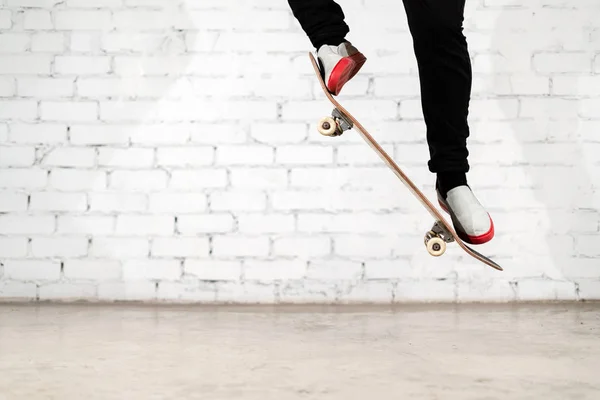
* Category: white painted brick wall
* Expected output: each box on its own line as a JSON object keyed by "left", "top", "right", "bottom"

{"left": 0, "top": 0, "right": 599, "bottom": 304}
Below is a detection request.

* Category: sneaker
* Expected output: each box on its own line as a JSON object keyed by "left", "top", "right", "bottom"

{"left": 437, "top": 185, "right": 495, "bottom": 245}
{"left": 316, "top": 41, "right": 366, "bottom": 95}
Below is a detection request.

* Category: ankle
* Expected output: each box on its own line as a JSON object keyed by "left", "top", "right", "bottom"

{"left": 437, "top": 172, "right": 467, "bottom": 198}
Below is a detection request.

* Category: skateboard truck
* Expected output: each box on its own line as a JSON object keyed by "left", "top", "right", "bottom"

{"left": 424, "top": 221, "right": 455, "bottom": 257}
{"left": 318, "top": 108, "right": 353, "bottom": 136}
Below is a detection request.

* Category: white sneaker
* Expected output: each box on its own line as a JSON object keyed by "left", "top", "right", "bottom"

{"left": 316, "top": 41, "right": 366, "bottom": 95}
{"left": 437, "top": 185, "right": 495, "bottom": 245}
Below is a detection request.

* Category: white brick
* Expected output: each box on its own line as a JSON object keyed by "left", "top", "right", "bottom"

{"left": 4, "top": 260, "right": 61, "bottom": 281}
{"left": 0, "top": 11, "right": 11, "bottom": 30}
{"left": 23, "top": 10, "right": 52, "bottom": 30}
{"left": 123, "top": 260, "right": 181, "bottom": 281}
{"left": 334, "top": 235, "right": 401, "bottom": 258}
{"left": 41, "top": 147, "right": 96, "bottom": 167}
{"left": 365, "top": 259, "right": 413, "bottom": 280}
{"left": 110, "top": 170, "right": 168, "bottom": 191}
{"left": 216, "top": 282, "right": 276, "bottom": 304}
{"left": 184, "top": 260, "right": 242, "bottom": 281}
{"left": 156, "top": 280, "right": 217, "bottom": 302}
{"left": 31, "top": 237, "right": 88, "bottom": 257}
{"left": 0, "top": 237, "right": 28, "bottom": 257}
{"left": 0, "top": 146, "right": 35, "bottom": 167}
{"left": 250, "top": 123, "right": 307, "bottom": 144}
{"left": 129, "top": 124, "right": 190, "bottom": 145}
{"left": 69, "top": 125, "right": 130, "bottom": 145}
{"left": 77, "top": 77, "right": 176, "bottom": 99}
{"left": 113, "top": 10, "right": 173, "bottom": 30}
{"left": 273, "top": 236, "right": 331, "bottom": 258}
{"left": 9, "top": 124, "right": 68, "bottom": 144}
{"left": 55, "top": 11, "right": 112, "bottom": 31}
{"left": 275, "top": 146, "right": 334, "bottom": 165}
{"left": 7, "top": 0, "right": 63, "bottom": 6}
{"left": 156, "top": 147, "right": 214, "bottom": 167}
{"left": 151, "top": 237, "right": 210, "bottom": 257}
{"left": 18, "top": 78, "right": 74, "bottom": 98}
{"left": 0, "top": 215, "right": 54, "bottom": 234}
{"left": 237, "top": 214, "right": 294, "bottom": 234}
{"left": 57, "top": 216, "right": 114, "bottom": 235}
{"left": 0, "top": 55, "right": 51, "bottom": 74}
{"left": 215, "top": 145, "right": 274, "bottom": 165}
{"left": 394, "top": 281, "right": 456, "bottom": 303}
{"left": 116, "top": 215, "right": 174, "bottom": 235}
{"left": 91, "top": 237, "right": 149, "bottom": 258}
{"left": 101, "top": 33, "right": 172, "bottom": 53}
{"left": 169, "top": 170, "right": 227, "bottom": 189}
{"left": 337, "top": 144, "right": 396, "bottom": 166}
{"left": 212, "top": 236, "right": 269, "bottom": 257}
{"left": 533, "top": 52, "right": 592, "bottom": 74}
{"left": 64, "top": 260, "right": 121, "bottom": 281}
{"left": 576, "top": 235, "right": 600, "bottom": 257}
{"left": 39, "top": 283, "right": 96, "bottom": 300}
{"left": 40, "top": 102, "right": 98, "bottom": 122}
{"left": 0, "top": 193, "right": 28, "bottom": 212}
{"left": 209, "top": 191, "right": 267, "bottom": 212}
{"left": 517, "top": 280, "right": 577, "bottom": 301}
{"left": 177, "top": 214, "right": 235, "bottom": 235}
{"left": 55, "top": 56, "right": 111, "bottom": 75}
{"left": 457, "top": 280, "right": 516, "bottom": 303}
{"left": 70, "top": 33, "right": 98, "bottom": 53}
{"left": 0, "top": 77, "right": 15, "bottom": 97}
{"left": 298, "top": 213, "right": 418, "bottom": 235}
{"left": 581, "top": 99, "right": 600, "bottom": 118}
{"left": 338, "top": 282, "right": 394, "bottom": 304}
{"left": 0, "top": 100, "right": 38, "bottom": 121}
{"left": 189, "top": 124, "right": 246, "bottom": 145}
{"left": 98, "top": 148, "right": 154, "bottom": 168}
{"left": 0, "top": 34, "right": 30, "bottom": 52}
{"left": 577, "top": 281, "right": 600, "bottom": 301}
{"left": 0, "top": 282, "right": 37, "bottom": 299}
{"left": 306, "top": 260, "right": 363, "bottom": 280}
{"left": 229, "top": 168, "right": 287, "bottom": 189}
{"left": 89, "top": 193, "right": 147, "bottom": 212}
{"left": 30, "top": 192, "right": 87, "bottom": 212}
{"left": 0, "top": 124, "right": 6, "bottom": 141}
{"left": 0, "top": 169, "right": 47, "bottom": 189}
{"left": 31, "top": 33, "right": 65, "bottom": 52}
{"left": 98, "top": 282, "right": 156, "bottom": 301}
{"left": 148, "top": 193, "right": 207, "bottom": 213}
{"left": 67, "top": 0, "right": 123, "bottom": 6}
{"left": 49, "top": 169, "right": 106, "bottom": 191}
{"left": 244, "top": 260, "right": 306, "bottom": 281}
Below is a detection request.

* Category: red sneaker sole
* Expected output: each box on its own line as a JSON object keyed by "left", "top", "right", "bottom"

{"left": 327, "top": 53, "right": 366, "bottom": 95}
{"left": 438, "top": 199, "right": 495, "bottom": 245}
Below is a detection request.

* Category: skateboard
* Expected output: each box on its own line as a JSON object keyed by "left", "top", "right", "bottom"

{"left": 308, "top": 53, "right": 503, "bottom": 271}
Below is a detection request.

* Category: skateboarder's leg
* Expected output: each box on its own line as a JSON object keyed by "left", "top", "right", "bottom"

{"left": 287, "top": 0, "right": 366, "bottom": 95}
{"left": 402, "top": 0, "right": 494, "bottom": 244}
{"left": 287, "top": 0, "right": 349, "bottom": 49}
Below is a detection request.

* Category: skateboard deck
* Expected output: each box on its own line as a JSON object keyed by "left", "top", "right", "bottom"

{"left": 308, "top": 53, "right": 503, "bottom": 271}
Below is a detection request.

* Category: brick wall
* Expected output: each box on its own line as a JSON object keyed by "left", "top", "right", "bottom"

{"left": 0, "top": 0, "right": 598, "bottom": 303}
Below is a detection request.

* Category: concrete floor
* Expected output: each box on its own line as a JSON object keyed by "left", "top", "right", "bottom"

{"left": 0, "top": 303, "right": 598, "bottom": 399}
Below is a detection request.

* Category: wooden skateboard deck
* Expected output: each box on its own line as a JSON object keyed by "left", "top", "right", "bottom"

{"left": 308, "top": 53, "right": 503, "bottom": 271}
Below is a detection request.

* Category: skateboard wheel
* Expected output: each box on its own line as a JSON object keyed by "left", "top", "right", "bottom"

{"left": 426, "top": 236, "right": 446, "bottom": 257}
{"left": 318, "top": 116, "right": 338, "bottom": 136}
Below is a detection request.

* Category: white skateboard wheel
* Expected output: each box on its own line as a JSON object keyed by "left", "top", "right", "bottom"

{"left": 318, "top": 116, "right": 338, "bottom": 136}
{"left": 426, "top": 236, "right": 446, "bottom": 257}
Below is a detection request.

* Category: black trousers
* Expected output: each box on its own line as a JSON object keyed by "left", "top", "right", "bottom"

{"left": 288, "top": 0, "right": 472, "bottom": 176}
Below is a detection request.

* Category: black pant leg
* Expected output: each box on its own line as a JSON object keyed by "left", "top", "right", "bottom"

{"left": 287, "top": 0, "right": 350, "bottom": 48}
{"left": 402, "top": 0, "right": 472, "bottom": 174}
